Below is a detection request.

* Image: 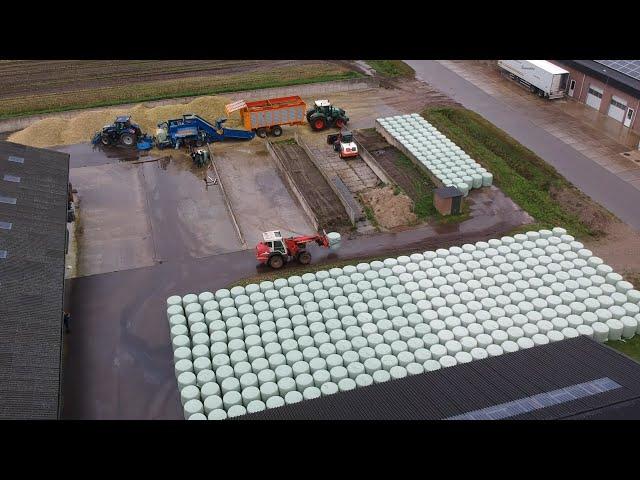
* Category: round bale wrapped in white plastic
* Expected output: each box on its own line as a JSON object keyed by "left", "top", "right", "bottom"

{"left": 327, "top": 232, "right": 342, "bottom": 250}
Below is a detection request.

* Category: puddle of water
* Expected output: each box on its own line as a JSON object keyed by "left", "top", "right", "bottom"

{"left": 55, "top": 142, "right": 144, "bottom": 167}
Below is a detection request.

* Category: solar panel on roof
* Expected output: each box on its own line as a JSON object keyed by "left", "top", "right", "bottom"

{"left": 0, "top": 221, "right": 12, "bottom": 230}
{"left": 8, "top": 155, "right": 24, "bottom": 163}
{"left": 0, "top": 250, "right": 7, "bottom": 259}
{"left": 0, "top": 195, "right": 17, "bottom": 204}
{"left": 3, "top": 174, "right": 21, "bottom": 183}
{"left": 594, "top": 60, "right": 640, "bottom": 81}
{"left": 447, "top": 377, "right": 622, "bottom": 420}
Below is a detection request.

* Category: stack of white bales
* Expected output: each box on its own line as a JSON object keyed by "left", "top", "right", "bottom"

{"left": 377, "top": 113, "right": 492, "bottom": 196}
{"left": 166, "top": 227, "right": 640, "bottom": 420}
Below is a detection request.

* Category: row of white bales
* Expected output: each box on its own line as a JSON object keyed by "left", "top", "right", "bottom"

{"left": 376, "top": 114, "right": 493, "bottom": 196}
{"left": 166, "top": 227, "right": 640, "bottom": 419}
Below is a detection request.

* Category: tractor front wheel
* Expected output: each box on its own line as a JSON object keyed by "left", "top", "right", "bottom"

{"left": 335, "top": 118, "right": 345, "bottom": 129}
{"left": 268, "top": 254, "right": 285, "bottom": 269}
{"left": 298, "top": 251, "right": 311, "bottom": 265}
{"left": 311, "top": 117, "right": 326, "bottom": 131}
{"left": 100, "top": 135, "right": 111, "bottom": 146}
{"left": 271, "top": 125, "right": 283, "bottom": 137}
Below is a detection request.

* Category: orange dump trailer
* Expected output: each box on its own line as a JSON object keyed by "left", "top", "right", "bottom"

{"left": 225, "top": 96, "right": 307, "bottom": 138}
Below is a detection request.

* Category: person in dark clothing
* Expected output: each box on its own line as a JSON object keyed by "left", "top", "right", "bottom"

{"left": 63, "top": 311, "right": 71, "bottom": 334}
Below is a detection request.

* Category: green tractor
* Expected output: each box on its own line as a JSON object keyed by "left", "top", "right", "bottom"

{"left": 306, "top": 100, "right": 349, "bottom": 131}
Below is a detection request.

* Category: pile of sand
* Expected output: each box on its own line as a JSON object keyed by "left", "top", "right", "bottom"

{"left": 361, "top": 186, "right": 416, "bottom": 229}
{"left": 8, "top": 95, "right": 240, "bottom": 148}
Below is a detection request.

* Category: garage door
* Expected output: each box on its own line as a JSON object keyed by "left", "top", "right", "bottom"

{"left": 607, "top": 96, "right": 627, "bottom": 122}
{"left": 586, "top": 85, "right": 603, "bottom": 110}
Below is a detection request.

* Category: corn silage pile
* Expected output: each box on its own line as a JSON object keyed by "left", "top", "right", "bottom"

{"left": 8, "top": 95, "right": 240, "bottom": 148}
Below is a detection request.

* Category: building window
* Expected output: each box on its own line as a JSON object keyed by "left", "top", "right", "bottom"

{"left": 611, "top": 98, "right": 627, "bottom": 110}
{"left": 588, "top": 87, "right": 603, "bottom": 98}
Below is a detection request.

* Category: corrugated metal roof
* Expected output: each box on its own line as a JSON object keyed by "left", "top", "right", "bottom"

{"left": 239, "top": 337, "right": 640, "bottom": 420}
{"left": 0, "top": 140, "right": 69, "bottom": 419}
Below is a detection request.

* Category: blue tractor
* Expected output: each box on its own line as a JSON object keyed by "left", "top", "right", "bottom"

{"left": 92, "top": 116, "right": 153, "bottom": 148}
{"left": 155, "top": 114, "right": 255, "bottom": 149}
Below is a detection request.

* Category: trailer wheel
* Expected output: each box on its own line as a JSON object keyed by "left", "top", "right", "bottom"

{"left": 298, "top": 251, "right": 311, "bottom": 265}
{"left": 268, "top": 254, "right": 284, "bottom": 269}
{"left": 271, "top": 125, "right": 283, "bottom": 137}
{"left": 257, "top": 128, "right": 267, "bottom": 138}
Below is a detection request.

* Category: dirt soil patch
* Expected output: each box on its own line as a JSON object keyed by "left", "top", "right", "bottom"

{"left": 360, "top": 186, "right": 416, "bottom": 229}
{"left": 549, "top": 184, "right": 614, "bottom": 237}
{"left": 355, "top": 128, "right": 429, "bottom": 201}
{"left": 271, "top": 141, "right": 351, "bottom": 232}
{"left": 583, "top": 220, "right": 640, "bottom": 284}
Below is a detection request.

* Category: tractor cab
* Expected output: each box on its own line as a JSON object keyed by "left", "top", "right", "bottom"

{"left": 115, "top": 116, "right": 132, "bottom": 128}
{"left": 259, "top": 230, "right": 287, "bottom": 255}
{"left": 314, "top": 100, "right": 345, "bottom": 118}
{"left": 256, "top": 230, "right": 289, "bottom": 267}
{"left": 314, "top": 99, "right": 332, "bottom": 115}
{"left": 340, "top": 131, "right": 353, "bottom": 143}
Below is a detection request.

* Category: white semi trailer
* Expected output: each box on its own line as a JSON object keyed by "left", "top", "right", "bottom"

{"left": 498, "top": 60, "right": 570, "bottom": 99}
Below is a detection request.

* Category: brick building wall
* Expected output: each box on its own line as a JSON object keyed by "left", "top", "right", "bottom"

{"left": 550, "top": 61, "right": 640, "bottom": 135}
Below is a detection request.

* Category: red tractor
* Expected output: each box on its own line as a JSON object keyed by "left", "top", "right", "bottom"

{"left": 255, "top": 230, "right": 332, "bottom": 269}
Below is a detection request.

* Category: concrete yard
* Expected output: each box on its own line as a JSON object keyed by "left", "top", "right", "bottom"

{"left": 69, "top": 160, "right": 156, "bottom": 275}
{"left": 213, "top": 141, "right": 314, "bottom": 245}
{"left": 61, "top": 144, "right": 243, "bottom": 277}
{"left": 60, "top": 140, "right": 314, "bottom": 277}
{"left": 56, "top": 77, "right": 540, "bottom": 419}
{"left": 300, "top": 131, "right": 380, "bottom": 193}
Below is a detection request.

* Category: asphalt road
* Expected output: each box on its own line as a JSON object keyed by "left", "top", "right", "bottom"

{"left": 406, "top": 60, "right": 640, "bottom": 232}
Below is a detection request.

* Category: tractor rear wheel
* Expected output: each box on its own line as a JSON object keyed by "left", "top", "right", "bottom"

{"left": 298, "top": 251, "right": 311, "bottom": 265}
{"left": 311, "top": 117, "right": 326, "bottom": 131}
{"left": 271, "top": 125, "right": 283, "bottom": 137}
{"left": 257, "top": 128, "right": 267, "bottom": 138}
{"left": 268, "top": 254, "right": 285, "bottom": 269}
{"left": 120, "top": 133, "right": 136, "bottom": 146}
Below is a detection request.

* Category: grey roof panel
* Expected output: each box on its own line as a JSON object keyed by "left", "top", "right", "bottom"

{"left": 0, "top": 140, "right": 69, "bottom": 419}
{"left": 239, "top": 337, "right": 640, "bottom": 420}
